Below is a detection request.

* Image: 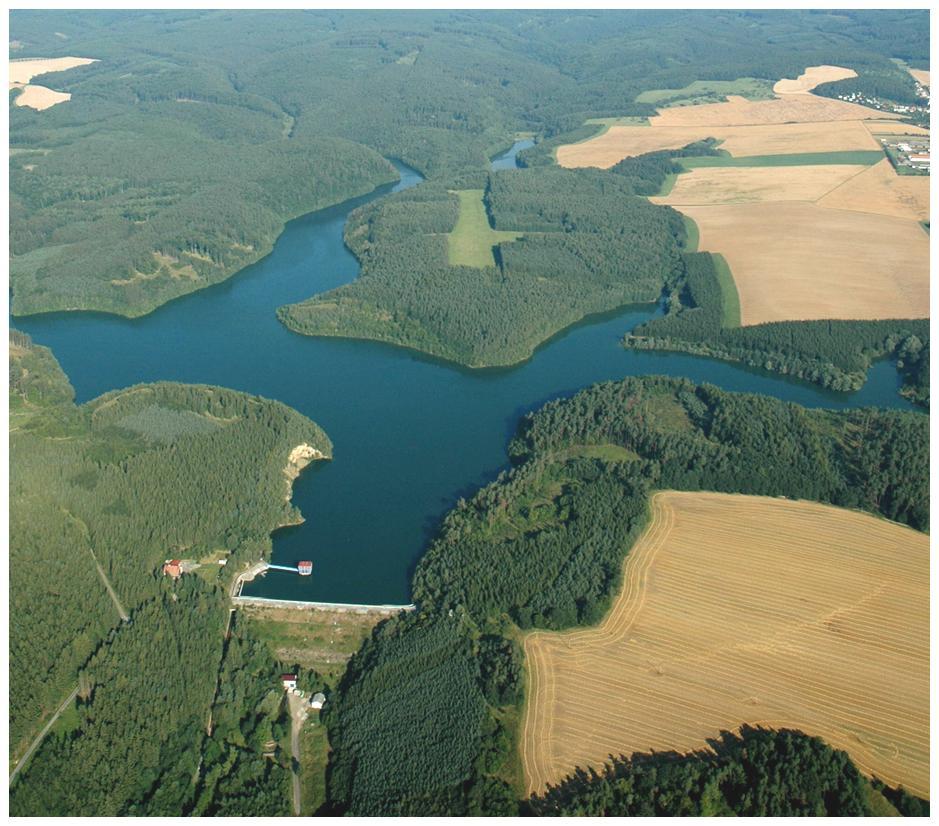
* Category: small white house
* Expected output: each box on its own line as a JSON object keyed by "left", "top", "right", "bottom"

{"left": 281, "top": 673, "right": 298, "bottom": 691}
{"left": 310, "top": 692, "right": 326, "bottom": 710}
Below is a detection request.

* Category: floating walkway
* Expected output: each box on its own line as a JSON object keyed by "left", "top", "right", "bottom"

{"left": 233, "top": 594, "right": 415, "bottom": 615}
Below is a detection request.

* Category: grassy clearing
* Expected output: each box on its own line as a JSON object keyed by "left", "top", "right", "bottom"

{"left": 636, "top": 77, "right": 775, "bottom": 106}
{"left": 655, "top": 170, "right": 680, "bottom": 197}
{"left": 681, "top": 215, "right": 699, "bottom": 252}
{"left": 446, "top": 190, "right": 523, "bottom": 268}
{"left": 680, "top": 149, "right": 884, "bottom": 168}
{"left": 711, "top": 253, "right": 741, "bottom": 328}
{"left": 299, "top": 720, "right": 330, "bottom": 814}
{"left": 244, "top": 605, "right": 385, "bottom": 687}
{"left": 553, "top": 443, "right": 642, "bottom": 463}
{"left": 584, "top": 116, "right": 650, "bottom": 135}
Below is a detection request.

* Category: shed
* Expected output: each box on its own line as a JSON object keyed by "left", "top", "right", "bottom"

{"left": 310, "top": 692, "right": 326, "bottom": 710}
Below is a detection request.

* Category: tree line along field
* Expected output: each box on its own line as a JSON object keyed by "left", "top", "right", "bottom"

{"left": 522, "top": 490, "right": 929, "bottom": 799}
{"left": 8, "top": 10, "right": 928, "bottom": 318}
{"left": 320, "top": 375, "right": 927, "bottom": 815}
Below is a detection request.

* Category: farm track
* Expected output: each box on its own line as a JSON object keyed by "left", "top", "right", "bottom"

{"left": 521, "top": 491, "right": 929, "bottom": 799}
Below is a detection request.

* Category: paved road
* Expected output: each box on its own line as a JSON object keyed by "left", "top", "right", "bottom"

{"left": 10, "top": 685, "right": 79, "bottom": 786}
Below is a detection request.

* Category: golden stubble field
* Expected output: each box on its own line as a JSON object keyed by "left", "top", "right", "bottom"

{"left": 522, "top": 491, "right": 929, "bottom": 798}
{"left": 772, "top": 64, "right": 857, "bottom": 94}
{"left": 556, "top": 64, "right": 899, "bottom": 170}
{"left": 8, "top": 56, "right": 97, "bottom": 110}
{"left": 816, "top": 158, "right": 931, "bottom": 222}
{"left": 652, "top": 164, "right": 868, "bottom": 206}
{"left": 676, "top": 201, "right": 928, "bottom": 324}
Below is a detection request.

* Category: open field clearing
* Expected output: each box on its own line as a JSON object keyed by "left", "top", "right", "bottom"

{"left": 636, "top": 77, "right": 774, "bottom": 106}
{"left": 908, "top": 67, "right": 930, "bottom": 86}
{"left": 865, "top": 121, "right": 930, "bottom": 137}
{"left": 558, "top": 64, "right": 899, "bottom": 170}
{"left": 447, "top": 189, "right": 523, "bottom": 267}
{"left": 13, "top": 85, "right": 71, "bottom": 110}
{"left": 9, "top": 56, "right": 97, "bottom": 111}
{"left": 680, "top": 201, "right": 928, "bottom": 325}
{"left": 653, "top": 164, "right": 867, "bottom": 206}
{"left": 8, "top": 56, "right": 97, "bottom": 85}
{"left": 558, "top": 120, "right": 882, "bottom": 169}
{"left": 522, "top": 491, "right": 929, "bottom": 798}
{"left": 817, "top": 159, "right": 930, "bottom": 222}
{"left": 773, "top": 64, "right": 857, "bottom": 94}
{"left": 648, "top": 92, "right": 898, "bottom": 128}
{"left": 243, "top": 604, "right": 385, "bottom": 685}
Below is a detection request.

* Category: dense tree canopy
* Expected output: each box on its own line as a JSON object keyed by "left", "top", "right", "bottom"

{"left": 528, "top": 727, "right": 917, "bottom": 817}
{"left": 9, "top": 334, "right": 329, "bottom": 814}
{"left": 10, "top": 9, "right": 927, "bottom": 316}
{"left": 279, "top": 167, "right": 685, "bottom": 367}
{"left": 628, "top": 252, "right": 930, "bottom": 404}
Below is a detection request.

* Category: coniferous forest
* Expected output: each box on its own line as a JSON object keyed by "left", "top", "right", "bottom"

{"left": 10, "top": 10, "right": 927, "bottom": 318}
{"left": 323, "top": 376, "right": 927, "bottom": 815}
{"left": 9, "top": 334, "right": 329, "bottom": 814}
{"left": 8, "top": 9, "right": 931, "bottom": 818}
{"left": 279, "top": 168, "right": 685, "bottom": 367}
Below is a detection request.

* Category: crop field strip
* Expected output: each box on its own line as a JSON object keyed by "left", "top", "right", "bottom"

{"left": 646, "top": 126, "right": 928, "bottom": 325}
{"left": 557, "top": 65, "right": 900, "bottom": 171}
{"left": 521, "top": 491, "right": 928, "bottom": 799}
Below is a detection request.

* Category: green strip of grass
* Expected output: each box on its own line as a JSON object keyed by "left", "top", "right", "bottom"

{"left": 681, "top": 215, "right": 699, "bottom": 252}
{"left": 712, "top": 253, "right": 741, "bottom": 328}
{"left": 447, "top": 190, "right": 523, "bottom": 268}
{"left": 636, "top": 77, "right": 775, "bottom": 105}
{"left": 680, "top": 150, "right": 885, "bottom": 168}
{"left": 584, "top": 116, "right": 650, "bottom": 132}
{"left": 656, "top": 171, "right": 680, "bottom": 197}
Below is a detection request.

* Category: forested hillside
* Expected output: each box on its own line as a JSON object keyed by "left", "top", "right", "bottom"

{"left": 9, "top": 334, "right": 329, "bottom": 814}
{"left": 10, "top": 9, "right": 928, "bottom": 317}
{"left": 279, "top": 167, "right": 685, "bottom": 367}
{"left": 321, "top": 376, "right": 928, "bottom": 813}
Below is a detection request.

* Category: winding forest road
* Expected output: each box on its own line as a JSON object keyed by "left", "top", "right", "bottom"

{"left": 10, "top": 685, "right": 79, "bottom": 786}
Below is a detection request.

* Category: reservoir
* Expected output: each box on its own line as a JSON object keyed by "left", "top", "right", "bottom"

{"left": 15, "top": 141, "right": 916, "bottom": 605}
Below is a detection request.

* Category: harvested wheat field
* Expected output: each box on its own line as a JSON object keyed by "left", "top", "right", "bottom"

{"left": 13, "top": 84, "right": 71, "bottom": 110}
{"left": 679, "top": 201, "right": 928, "bottom": 325}
{"left": 558, "top": 120, "right": 881, "bottom": 169}
{"left": 865, "top": 121, "right": 930, "bottom": 137}
{"left": 772, "top": 64, "right": 857, "bottom": 95}
{"left": 817, "top": 159, "right": 930, "bottom": 222}
{"left": 908, "top": 67, "right": 930, "bottom": 87}
{"left": 8, "top": 56, "right": 97, "bottom": 86}
{"left": 648, "top": 92, "right": 898, "bottom": 129}
{"left": 9, "top": 56, "right": 97, "bottom": 111}
{"left": 653, "top": 164, "right": 867, "bottom": 206}
{"left": 522, "top": 491, "right": 928, "bottom": 798}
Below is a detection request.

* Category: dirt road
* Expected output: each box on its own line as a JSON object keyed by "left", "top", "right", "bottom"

{"left": 10, "top": 685, "right": 79, "bottom": 785}
{"left": 287, "top": 692, "right": 307, "bottom": 815}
